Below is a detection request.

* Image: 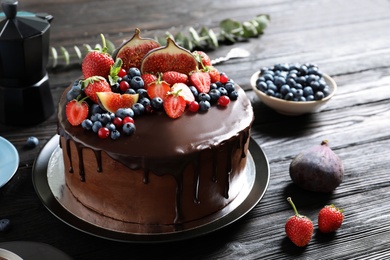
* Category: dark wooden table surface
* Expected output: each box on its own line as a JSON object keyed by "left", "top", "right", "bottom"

{"left": 1, "top": 0, "right": 390, "bottom": 259}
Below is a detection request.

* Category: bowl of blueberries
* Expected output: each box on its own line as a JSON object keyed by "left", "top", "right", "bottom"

{"left": 250, "top": 63, "right": 337, "bottom": 116}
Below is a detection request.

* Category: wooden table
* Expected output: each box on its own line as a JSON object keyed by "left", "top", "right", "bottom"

{"left": 1, "top": 0, "right": 390, "bottom": 259}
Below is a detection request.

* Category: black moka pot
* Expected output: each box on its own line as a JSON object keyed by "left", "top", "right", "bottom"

{"left": 0, "top": 0, "right": 54, "bottom": 126}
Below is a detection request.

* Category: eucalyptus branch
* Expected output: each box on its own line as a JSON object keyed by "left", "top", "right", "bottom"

{"left": 48, "top": 14, "right": 270, "bottom": 69}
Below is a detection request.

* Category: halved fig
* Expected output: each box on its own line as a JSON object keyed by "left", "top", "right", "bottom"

{"left": 140, "top": 37, "right": 198, "bottom": 75}
{"left": 113, "top": 28, "right": 161, "bottom": 71}
{"left": 97, "top": 92, "right": 139, "bottom": 113}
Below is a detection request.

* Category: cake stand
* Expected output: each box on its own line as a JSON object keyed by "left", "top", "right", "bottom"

{"left": 32, "top": 135, "right": 270, "bottom": 243}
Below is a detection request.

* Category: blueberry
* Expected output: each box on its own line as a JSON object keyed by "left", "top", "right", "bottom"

{"left": 139, "top": 97, "right": 151, "bottom": 107}
{"left": 299, "top": 65, "right": 308, "bottom": 75}
{"left": 92, "top": 121, "right": 103, "bottom": 133}
{"left": 265, "top": 89, "right": 275, "bottom": 97}
{"left": 116, "top": 108, "right": 134, "bottom": 119}
{"left": 111, "top": 82, "right": 120, "bottom": 93}
{"left": 0, "top": 219, "right": 10, "bottom": 232}
{"left": 189, "top": 86, "right": 199, "bottom": 98}
{"left": 130, "top": 76, "right": 144, "bottom": 90}
{"left": 280, "top": 84, "right": 290, "bottom": 96}
{"left": 286, "top": 77, "right": 296, "bottom": 87}
{"left": 199, "top": 100, "right": 211, "bottom": 111}
{"left": 122, "top": 122, "right": 136, "bottom": 135}
{"left": 218, "top": 87, "right": 228, "bottom": 96}
{"left": 90, "top": 113, "right": 101, "bottom": 122}
{"left": 284, "top": 92, "right": 294, "bottom": 101}
{"left": 124, "top": 88, "right": 137, "bottom": 95}
{"left": 81, "top": 119, "right": 93, "bottom": 130}
{"left": 263, "top": 73, "right": 274, "bottom": 81}
{"left": 132, "top": 103, "right": 145, "bottom": 116}
{"left": 26, "top": 136, "right": 39, "bottom": 148}
{"left": 128, "top": 67, "right": 141, "bottom": 78}
{"left": 310, "top": 80, "right": 320, "bottom": 91}
{"left": 209, "top": 89, "right": 221, "bottom": 103}
{"left": 210, "top": 83, "right": 218, "bottom": 90}
{"left": 90, "top": 104, "right": 103, "bottom": 115}
{"left": 151, "top": 97, "right": 164, "bottom": 110}
{"left": 224, "top": 82, "right": 235, "bottom": 93}
{"left": 306, "top": 95, "right": 315, "bottom": 101}
{"left": 198, "top": 93, "right": 211, "bottom": 102}
{"left": 137, "top": 88, "right": 149, "bottom": 98}
{"left": 315, "top": 91, "right": 325, "bottom": 100}
{"left": 257, "top": 81, "right": 268, "bottom": 92}
{"left": 295, "top": 89, "right": 304, "bottom": 98}
{"left": 105, "top": 122, "right": 116, "bottom": 132}
{"left": 66, "top": 80, "right": 82, "bottom": 101}
{"left": 303, "top": 86, "right": 314, "bottom": 97}
{"left": 99, "top": 113, "right": 111, "bottom": 125}
{"left": 110, "top": 130, "right": 121, "bottom": 140}
{"left": 229, "top": 90, "right": 239, "bottom": 100}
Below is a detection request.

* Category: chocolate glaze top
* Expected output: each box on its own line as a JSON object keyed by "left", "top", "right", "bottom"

{"left": 58, "top": 85, "right": 254, "bottom": 162}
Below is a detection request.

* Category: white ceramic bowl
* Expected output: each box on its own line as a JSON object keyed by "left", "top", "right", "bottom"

{"left": 250, "top": 71, "right": 337, "bottom": 116}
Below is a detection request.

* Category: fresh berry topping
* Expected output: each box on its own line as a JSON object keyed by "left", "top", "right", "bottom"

{"left": 128, "top": 67, "right": 141, "bottom": 78}
{"left": 83, "top": 76, "right": 112, "bottom": 103}
{"left": 66, "top": 80, "right": 83, "bottom": 101}
{"left": 130, "top": 76, "right": 144, "bottom": 90}
{"left": 192, "top": 50, "right": 212, "bottom": 67}
{"left": 147, "top": 77, "right": 170, "bottom": 100}
{"left": 122, "top": 116, "right": 134, "bottom": 124}
{"left": 0, "top": 219, "right": 10, "bottom": 232}
{"left": 188, "top": 101, "right": 200, "bottom": 112}
{"left": 163, "top": 90, "right": 187, "bottom": 119}
{"left": 132, "top": 103, "right": 145, "bottom": 116}
{"left": 66, "top": 97, "right": 89, "bottom": 126}
{"left": 219, "top": 72, "right": 229, "bottom": 84}
{"left": 115, "top": 108, "right": 134, "bottom": 119}
{"left": 208, "top": 67, "right": 221, "bottom": 83}
{"left": 82, "top": 34, "right": 114, "bottom": 79}
{"left": 285, "top": 197, "right": 313, "bottom": 247}
{"left": 318, "top": 205, "right": 344, "bottom": 233}
{"left": 112, "top": 117, "right": 123, "bottom": 128}
{"left": 122, "top": 122, "right": 136, "bottom": 135}
{"left": 119, "top": 80, "right": 130, "bottom": 92}
{"left": 98, "top": 127, "right": 110, "bottom": 139}
{"left": 92, "top": 121, "right": 103, "bottom": 133}
{"left": 229, "top": 90, "right": 239, "bottom": 100}
{"left": 110, "top": 130, "right": 121, "bottom": 140}
{"left": 141, "top": 73, "right": 158, "bottom": 89}
{"left": 162, "top": 71, "right": 188, "bottom": 85}
{"left": 151, "top": 97, "right": 164, "bottom": 110}
{"left": 217, "top": 95, "right": 230, "bottom": 107}
{"left": 189, "top": 71, "right": 211, "bottom": 93}
{"left": 199, "top": 100, "right": 211, "bottom": 112}
{"left": 118, "top": 68, "right": 127, "bottom": 78}
{"left": 105, "top": 122, "right": 116, "bottom": 132}
{"left": 81, "top": 119, "right": 93, "bottom": 130}
{"left": 170, "top": 83, "right": 195, "bottom": 104}
{"left": 208, "top": 89, "right": 221, "bottom": 103}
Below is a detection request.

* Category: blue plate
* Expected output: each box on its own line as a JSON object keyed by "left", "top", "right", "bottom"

{"left": 0, "top": 137, "right": 19, "bottom": 188}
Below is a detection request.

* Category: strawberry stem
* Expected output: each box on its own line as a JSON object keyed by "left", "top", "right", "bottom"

{"left": 287, "top": 197, "right": 300, "bottom": 217}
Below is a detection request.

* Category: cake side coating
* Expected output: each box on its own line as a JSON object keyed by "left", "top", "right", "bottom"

{"left": 58, "top": 85, "right": 254, "bottom": 225}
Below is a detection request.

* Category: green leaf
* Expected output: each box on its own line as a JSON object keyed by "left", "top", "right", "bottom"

{"left": 219, "top": 19, "right": 243, "bottom": 37}
{"left": 254, "top": 14, "right": 270, "bottom": 33}
{"left": 60, "top": 46, "right": 70, "bottom": 65}
{"left": 242, "top": 21, "right": 258, "bottom": 37}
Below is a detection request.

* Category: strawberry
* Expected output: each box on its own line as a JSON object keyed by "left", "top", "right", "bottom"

{"left": 193, "top": 50, "right": 212, "bottom": 67}
{"left": 163, "top": 90, "right": 187, "bottom": 119}
{"left": 285, "top": 197, "right": 313, "bottom": 247}
{"left": 171, "top": 83, "right": 195, "bottom": 104}
{"left": 141, "top": 73, "right": 158, "bottom": 89}
{"left": 162, "top": 71, "right": 188, "bottom": 85}
{"left": 66, "top": 97, "right": 89, "bottom": 126}
{"left": 82, "top": 34, "right": 114, "bottom": 79}
{"left": 205, "top": 66, "right": 220, "bottom": 83}
{"left": 83, "top": 76, "right": 112, "bottom": 103}
{"left": 147, "top": 76, "right": 170, "bottom": 100}
{"left": 189, "top": 71, "right": 211, "bottom": 93}
{"left": 318, "top": 204, "right": 344, "bottom": 233}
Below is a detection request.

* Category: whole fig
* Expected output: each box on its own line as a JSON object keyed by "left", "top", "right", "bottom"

{"left": 289, "top": 140, "right": 344, "bottom": 193}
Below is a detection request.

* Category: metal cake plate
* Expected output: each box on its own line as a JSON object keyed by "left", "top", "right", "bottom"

{"left": 32, "top": 135, "right": 270, "bottom": 243}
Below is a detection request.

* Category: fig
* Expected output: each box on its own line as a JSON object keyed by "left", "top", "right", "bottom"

{"left": 289, "top": 140, "right": 344, "bottom": 193}
{"left": 140, "top": 37, "right": 198, "bottom": 76}
{"left": 113, "top": 28, "right": 161, "bottom": 71}
{"left": 96, "top": 92, "right": 139, "bottom": 113}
